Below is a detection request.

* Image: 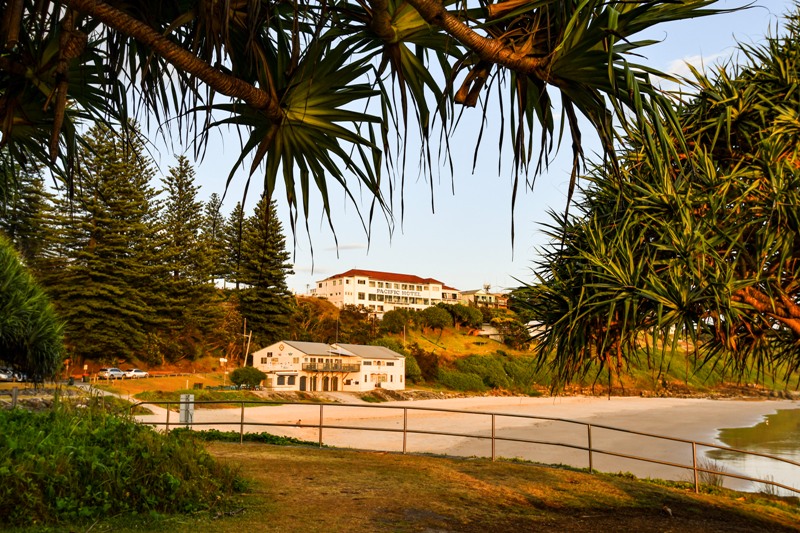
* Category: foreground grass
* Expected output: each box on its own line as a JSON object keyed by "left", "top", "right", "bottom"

{"left": 26, "top": 443, "right": 799, "bottom": 533}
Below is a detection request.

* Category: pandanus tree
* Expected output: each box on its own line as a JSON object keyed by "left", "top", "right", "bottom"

{"left": 522, "top": 5, "right": 800, "bottom": 390}
{"left": 0, "top": 234, "right": 64, "bottom": 383}
{"left": 0, "top": 0, "right": 730, "bottom": 238}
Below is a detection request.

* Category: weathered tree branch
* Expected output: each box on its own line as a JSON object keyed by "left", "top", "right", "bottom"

{"left": 369, "top": 0, "right": 396, "bottom": 42}
{"left": 62, "top": 0, "right": 283, "bottom": 121}
{"left": 404, "top": 0, "right": 548, "bottom": 77}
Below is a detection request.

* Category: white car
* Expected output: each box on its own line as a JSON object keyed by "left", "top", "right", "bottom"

{"left": 125, "top": 369, "right": 149, "bottom": 379}
{"left": 98, "top": 368, "right": 125, "bottom": 379}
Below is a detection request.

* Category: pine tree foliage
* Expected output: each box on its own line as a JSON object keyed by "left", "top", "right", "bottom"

{"left": 238, "top": 195, "right": 294, "bottom": 347}
{"left": 201, "top": 192, "right": 227, "bottom": 283}
{"left": 146, "top": 156, "right": 224, "bottom": 362}
{"left": 44, "top": 125, "right": 160, "bottom": 362}
{"left": 222, "top": 202, "right": 245, "bottom": 289}
{"left": 0, "top": 166, "right": 51, "bottom": 266}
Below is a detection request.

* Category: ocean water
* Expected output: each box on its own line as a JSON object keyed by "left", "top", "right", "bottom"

{"left": 708, "top": 407, "right": 800, "bottom": 495}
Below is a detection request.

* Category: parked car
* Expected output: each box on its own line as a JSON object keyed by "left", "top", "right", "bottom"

{"left": 98, "top": 368, "right": 125, "bottom": 379}
{"left": 125, "top": 369, "right": 149, "bottom": 379}
{"left": 0, "top": 368, "right": 14, "bottom": 381}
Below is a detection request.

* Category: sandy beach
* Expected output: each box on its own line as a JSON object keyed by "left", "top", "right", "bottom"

{"left": 137, "top": 395, "right": 800, "bottom": 491}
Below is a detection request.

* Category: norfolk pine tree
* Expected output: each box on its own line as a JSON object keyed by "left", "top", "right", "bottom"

{"left": 238, "top": 195, "right": 294, "bottom": 347}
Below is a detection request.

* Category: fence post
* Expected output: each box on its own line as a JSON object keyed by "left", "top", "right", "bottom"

{"left": 165, "top": 404, "right": 170, "bottom": 434}
{"left": 403, "top": 408, "right": 408, "bottom": 454}
{"left": 319, "top": 404, "right": 324, "bottom": 448}
{"left": 240, "top": 402, "right": 245, "bottom": 444}
{"left": 692, "top": 442, "right": 699, "bottom": 493}
{"left": 491, "top": 414, "right": 496, "bottom": 462}
{"left": 587, "top": 424, "right": 593, "bottom": 473}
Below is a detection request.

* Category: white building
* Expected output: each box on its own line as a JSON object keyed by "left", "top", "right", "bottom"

{"left": 310, "top": 269, "right": 461, "bottom": 316}
{"left": 251, "top": 340, "right": 406, "bottom": 392}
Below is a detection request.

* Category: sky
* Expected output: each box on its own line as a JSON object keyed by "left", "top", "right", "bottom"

{"left": 147, "top": 0, "right": 796, "bottom": 295}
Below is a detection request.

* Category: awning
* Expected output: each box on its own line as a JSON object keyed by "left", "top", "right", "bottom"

{"left": 275, "top": 371, "right": 298, "bottom": 376}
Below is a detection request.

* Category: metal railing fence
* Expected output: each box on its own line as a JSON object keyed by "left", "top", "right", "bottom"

{"left": 131, "top": 400, "right": 800, "bottom": 496}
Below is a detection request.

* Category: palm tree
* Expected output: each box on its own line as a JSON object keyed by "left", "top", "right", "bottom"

{"left": 521, "top": 4, "right": 800, "bottom": 390}
{"left": 0, "top": 235, "right": 64, "bottom": 383}
{"left": 0, "top": 0, "right": 731, "bottom": 236}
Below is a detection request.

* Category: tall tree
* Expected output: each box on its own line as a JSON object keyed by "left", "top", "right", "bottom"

{"left": 0, "top": 0, "right": 728, "bottom": 240}
{"left": 523, "top": 5, "right": 800, "bottom": 389}
{"left": 155, "top": 155, "right": 221, "bottom": 361}
{"left": 238, "top": 195, "right": 294, "bottom": 346}
{"left": 44, "top": 124, "right": 160, "bottom": 362}
{"left": 222, "top": 202, "right": 245, "bottom": 289}
{"left": 0, "top": 166, "right": 51, "bottom": 266}
{"left": 201, "top": 192, "right": 227, "bottom": 283}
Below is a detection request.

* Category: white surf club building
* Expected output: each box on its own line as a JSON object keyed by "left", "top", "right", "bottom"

{"left": 251, "top": 340, "right": 406, "bottom": 392}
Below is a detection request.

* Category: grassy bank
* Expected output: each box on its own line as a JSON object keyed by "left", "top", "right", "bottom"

{"left": 20, "top": 443, "right": 798, "bottom": 532}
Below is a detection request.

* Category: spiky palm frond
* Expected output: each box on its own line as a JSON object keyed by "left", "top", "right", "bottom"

{"left": 522, "top": 5, "right": 800, "bottom": 390}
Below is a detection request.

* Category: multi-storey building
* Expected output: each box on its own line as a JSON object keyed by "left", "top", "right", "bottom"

{"left": 251, "top": 340, "right": 406, "bottom": 392}
{"left": 310, "top": 269, "right": 461, "bottom": 315}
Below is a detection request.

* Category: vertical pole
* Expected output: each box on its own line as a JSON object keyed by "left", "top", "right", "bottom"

{"left": 403, "top": 408, "right": 408, "bottom": 454}
{"left": 240, "top": 402, "right": 245, "bottom": 444}
{"left": 491, "top": 414, "right": 496, "bottom": 462}
{"left": 692, "top": 442, "right": 699, "bottom": 493}
{"left": 166, "top": 404, "right": 170, "bottom": 434}
{"left": 587, "top": 424, "right": 593, "bottom": 473}
{"left": 11, "top": 387, "right": 18, "bottom": 409}
{"left": 319, "top": 404, "right": 324, "bottom": 448}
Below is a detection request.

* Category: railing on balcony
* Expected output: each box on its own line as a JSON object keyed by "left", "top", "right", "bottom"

{"left": 301, "top": 363, "right": 360, "bottom": 373}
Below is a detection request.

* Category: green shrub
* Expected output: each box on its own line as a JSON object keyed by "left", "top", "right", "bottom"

{"left": 0, "top": 404, "right": 240, "bottom": 526}
{"left": 171, "top": 428, "right": 317, "bottom": 446}
{"left": 455, "top": 355, "right": 511, "bottom": 389}
{"left": 438, "top": 368, "right": 487, "bottom": 392}
{"left": 230, "top": 366, "right": 267, "bottom": 388}
{"left": 405, "top": 354, "right": 423, "bottom": 383}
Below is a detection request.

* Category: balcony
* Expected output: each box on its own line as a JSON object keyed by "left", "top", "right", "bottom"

{"left": 302, "top": 363, "right": 360, "bottom": 373}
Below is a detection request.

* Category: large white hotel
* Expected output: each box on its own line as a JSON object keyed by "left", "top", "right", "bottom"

{"left": 310, "top": 269, "right": 461, "bottom": 315}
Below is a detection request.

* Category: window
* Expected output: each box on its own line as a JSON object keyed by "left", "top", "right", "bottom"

{"left": 318, "top": 283, "right": 322, "bottom": 288}
{"left": 390, "top": 375, "right": 393, "bottom": 382}
{"left": 277, "top": 376, "right": 286, "bottom": 385}
{"left": 394, "top": 283, "right": 400, "bottom": 289}
{"left": 377, "top": 294, "right": 384, "bottom": 301}
{"left": 267, "top": 352, "right": 273, "bottom": 357}
{"left": 358, "top": 292, "right": 365, "bottom": 300}
{"left": 368, "top": 294, "right": 376, "bottom": 301}
{"left": 357, "top": 279, "right": 366, "bottom": 285}
{"left": 364, "top": 374, "right": 368, "bottom": 382}
{"left": 288, "top": 376, "right": 296, "bottom": 385}
{"left": 378, "top": 282, "right": 384, "bottom": 288}
{"left": 293, "top": 357, "right": 299, "bottom": 364}
{"left": 417, "top": 285, "right": 423, "bottom": 291}
{"left": 261, "top": 357, "right": 268, "bottom": 364}
{"left": 387, "top": 362, "right": 395, "bottom": 366}
{"left": 345, "top": 279, "right": 350, "bottom": 284}
{"left": 401, "top": 284, "right": 407, "bottom": 290}
{"left": 369, "top": 281, "right": 375, "bottom": 287}
{"left": 378, "top": 305, "right": 384, "bottom": 311}
{"left": 363, "top": 361, "right": 372, "bottom": 366}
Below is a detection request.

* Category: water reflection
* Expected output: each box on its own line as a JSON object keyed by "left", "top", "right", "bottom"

{"left": 708, "top": 408, "right": 800, "bottom": 495}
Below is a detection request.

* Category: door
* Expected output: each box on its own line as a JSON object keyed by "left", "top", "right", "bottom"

{"left": 299, "top": 376, "right": 307, "bottom": 391}
{"left": 323, "top": 376, "right": 329, "bottom": 391}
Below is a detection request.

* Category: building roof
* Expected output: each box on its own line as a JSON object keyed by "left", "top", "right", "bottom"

{"left": 333, "top": 343, "right": 405, "bottom": 360}
{"left": 252, "top": 340, "right": 404, "bottom": 360}
{"left": 319, "top": 268, "right": 461, "bottom": 292}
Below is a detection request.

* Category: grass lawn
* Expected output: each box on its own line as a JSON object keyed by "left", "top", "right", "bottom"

{"left": 70, "top": 444, "right": 800, "bottom": 533}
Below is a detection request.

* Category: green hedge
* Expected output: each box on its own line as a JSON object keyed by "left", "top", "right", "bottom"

{"left": 0, "top": 404, "right": 240, "bottom": 526}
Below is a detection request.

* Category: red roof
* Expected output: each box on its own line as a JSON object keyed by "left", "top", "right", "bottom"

{"left": 320, "top": 269, "right": 460, "bottom": 291}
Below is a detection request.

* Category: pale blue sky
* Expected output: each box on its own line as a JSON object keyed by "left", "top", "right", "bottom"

{"left": 149, "top": 0, "right": 795, "bottom": 294}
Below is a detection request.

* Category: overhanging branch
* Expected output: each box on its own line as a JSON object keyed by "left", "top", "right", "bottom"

{"left": 63, "top": 0, "right": 283, "bottom": 121}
